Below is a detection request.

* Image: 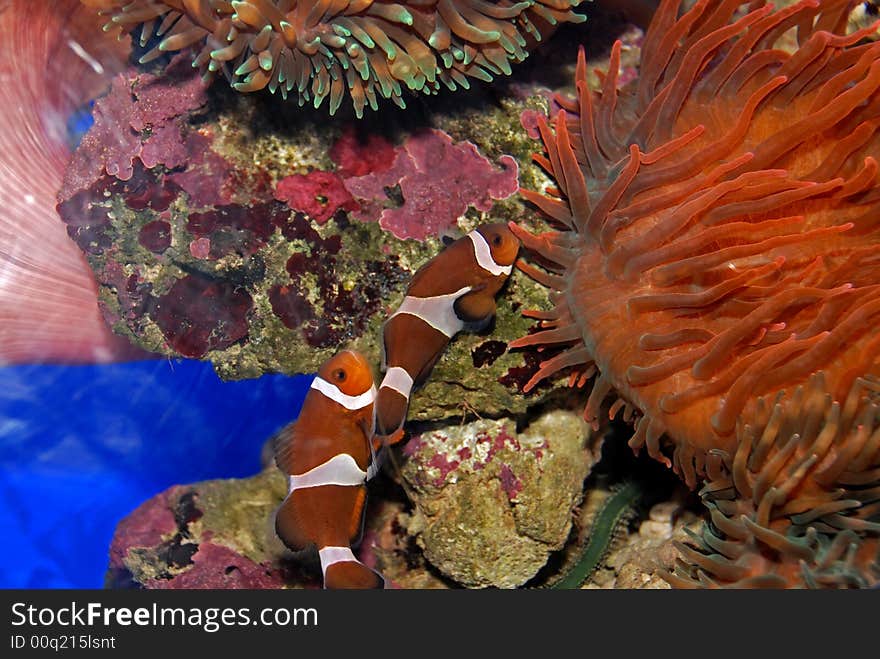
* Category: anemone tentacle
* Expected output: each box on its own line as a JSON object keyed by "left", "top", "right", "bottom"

{"left": 512, "top": 0, "right": 880, "bottom": 586}
{"left": 81, "top": 0, "right": 586, "bottom": 116}
{"left": 664, "top": 372, "right": 880, "bottom": 588}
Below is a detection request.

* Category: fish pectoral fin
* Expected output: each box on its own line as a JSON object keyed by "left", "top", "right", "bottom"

{"left": 372, "top": 427, "right": 407, "bottom": 452}
{"left": 453, "top": 288, "right": 496, "bottom": 325}
{"left": 384, "top": 428, "right": 408, "bottom": 446}
{"left": 271, "top": 421, "right": 298, "bottom": 474}
{"left": 274, "top": 496, "right": 309, "bottom": 552}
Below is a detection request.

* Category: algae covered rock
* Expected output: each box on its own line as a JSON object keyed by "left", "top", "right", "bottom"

{"left": 399, "top": 410, "right": 602, "bottom": 588}
{"left": 106, "top": 461, "right": 449, "bottom": 589}
{"left": 55, "top": 52, "right": 557, "bottom": 424}
{"left": 106, "top": 469, "right": 298, "bottom": 589}
{"left": 105, "top": 409, "right": 606, "bottom": 589}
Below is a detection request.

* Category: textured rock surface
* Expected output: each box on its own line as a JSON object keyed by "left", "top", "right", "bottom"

{"left": 55, "top": 58, "right": 550, "bottom": 421}
{"left": 54, "top": 13, "right": 647, "bottom": 424}
{"left": 107, "top": 410, "right": 605, "bottom": 589}
{"left": 106, "top": 470, "right": 299, "bottom": 588}
{"left": 399, "top": 411, "right": 602, "bottom": 588}
{"left": 105, "top": 413, "right": 697, "bottom": 589}
{"left": 106, "top": 448, "right": 457, "bottom": 589}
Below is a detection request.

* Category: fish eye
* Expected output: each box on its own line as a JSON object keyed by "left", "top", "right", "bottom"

{"left": 334, "top": 369, "right": 346, "bottom": 382}
{"left": 493, "top": 234, "right": 503, "bottom": 246}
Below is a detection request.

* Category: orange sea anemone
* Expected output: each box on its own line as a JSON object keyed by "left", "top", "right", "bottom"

{"left": 81, "top": 0, "right": 586, "bottom": 117}
{"left": 511, "top": 0, "right": 880, "bottom": 587}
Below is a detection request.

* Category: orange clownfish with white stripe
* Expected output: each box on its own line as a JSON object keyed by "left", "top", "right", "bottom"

{"left": 374, "top": 222, "right": 520, "bottom": 438}
{"left": 273, "top": 350, "right": 390, "bottom": 589}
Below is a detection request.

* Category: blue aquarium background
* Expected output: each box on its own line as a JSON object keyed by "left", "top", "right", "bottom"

{"left": 0, "top": 359, "right": 310, "bottom": 588}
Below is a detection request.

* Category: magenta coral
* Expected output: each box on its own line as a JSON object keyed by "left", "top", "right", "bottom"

{"left": 81, "top": 0, "right": 586, "bottom": 117}
{"left": 330, "top": 127, "right": 397, "bottom": 177}
{"left": 151, "top": 274, "right": 254, "bottom": 358}
{"left": 146, "top": 543, "right": 288, "bottom": 589}
{"left": 343, "top": 128, "right": 518, "bottom": 240}
{"left": 274, "top": 170, "right": 358, "bottom": 223}
{"left": 59, "top": 55, "right": 208, "bottom": 201}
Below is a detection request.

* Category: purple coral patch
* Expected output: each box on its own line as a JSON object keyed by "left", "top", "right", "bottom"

{"left": 329, "top": 127, "right": 396, "bottom": 177}
{"left": 167, "top": 130, "right": 238, "bottom": 208}
{"left": 500, "top": 345, "right": 564, "bottom": 393}
{"left": 401, "top": 434, "right": 425, "bottom": 458}
{"left": 499, "top": 464, "right": 523, "bottom": 500}
{"left": 139, "top": 220, "right": 172, "bottom": 254}
{"left": 122, "top": 166, "right": 180, "bottom": 212}
{"left": 269, "top": 283, "right": 314, "bottom": 330}
{"left": 474, "top": 427, "right": 520, "bottom": 469}
{"left": 343, "top": 129, "right": 519, "bottom": 241}
{"left": 426, "top": 452, "right": 461, "bottom": 487}
{"left": 146, "top": 543, "right": 286, "bottom": 589}
{"left": 107, "top": 487, "right": 181, "bottom": 573}
{"left": 267, "top": 213, "right": 406, "bottom": 348}
{"left": 404, "top": 425, "right": 532, "bottom": 491}
{"left": 472, "top": 340, "right": 507, "bottom": 368}
{"left": 150, "top": 274, "right": 253, "bottom": 358}
{"left": 57, "top": 187, "right": 114, "bottom": 255}
{"left": 186, "top": 202, "right": 285, "bottom": 260}
{"left": 103, "top": 260, "right": 153, "bottom": 324}
{"left": 519, "top": 109, "right": 545, "bottom": 140}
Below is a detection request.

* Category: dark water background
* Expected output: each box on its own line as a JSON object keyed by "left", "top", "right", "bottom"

{"left": 0, "top": 360, "right": 310, "bottom": 588}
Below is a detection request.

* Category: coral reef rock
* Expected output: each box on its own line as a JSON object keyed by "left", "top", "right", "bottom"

{"left": 106, "top": 470, "right": 298, "bottom": 589}
{"left": 55, "top": 51, "right": 555, "bottom": 422}
{"left": 399, "top": 410, "right": 601, "bottom": 588}
{"left": 106, "top": 458, "right": 451, "bottom": 589}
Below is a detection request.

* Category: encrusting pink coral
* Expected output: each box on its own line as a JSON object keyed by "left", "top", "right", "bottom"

{"left": 58, "top": 53, "right": 210, "bottom": 203}
{"left": 511, "top": 0, "right": 880, "bottom": 587}
{"left": 274, "top": 170, "right": 358, "bottom": 224}
{"left": 80, "top": 0, "right": 586, "bottom": 117}
{"left": 343, "top": 128, "right": 519, "bottom": 240}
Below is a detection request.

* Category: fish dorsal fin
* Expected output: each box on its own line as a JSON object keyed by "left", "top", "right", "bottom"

{"left": 271, "top": 419, "right": 299, "bottom": 475}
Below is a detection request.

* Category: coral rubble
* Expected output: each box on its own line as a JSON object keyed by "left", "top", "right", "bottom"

{"left": 399, "top": 411, "right": 600, "bottom": 587}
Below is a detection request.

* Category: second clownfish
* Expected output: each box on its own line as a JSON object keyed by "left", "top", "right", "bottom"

{"left": 373, "top": 222, "right": 520, "bottom": 438}
{"left": 273, "top": 350, "right": 386, "bottom": 589}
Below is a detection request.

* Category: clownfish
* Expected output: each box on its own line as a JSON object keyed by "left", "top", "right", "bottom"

{"left": 374, "top": 222, "right": 520, "bottom": 438}
{"left": 273, "top": 349, "right": 386, "bottom": 589}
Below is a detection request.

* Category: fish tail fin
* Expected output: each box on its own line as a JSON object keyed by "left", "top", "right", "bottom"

{"left": 320, "top": 547, "right": 385, "bottom": 589}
